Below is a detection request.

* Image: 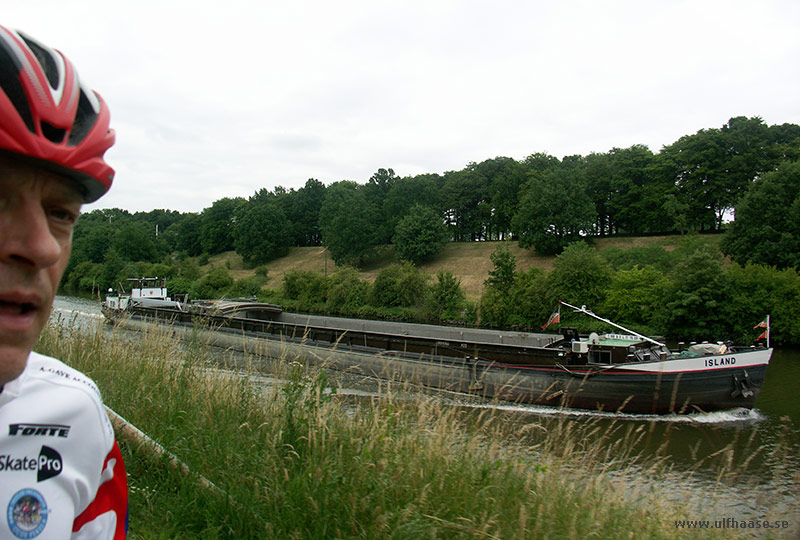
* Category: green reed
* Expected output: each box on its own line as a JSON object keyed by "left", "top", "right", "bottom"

{"left": 35, "top": 318, "right": 789, "bottom": 539}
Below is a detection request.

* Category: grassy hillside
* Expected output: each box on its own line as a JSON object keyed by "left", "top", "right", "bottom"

{"left": 206, "top": 235, "right": 703, "bottom": 300}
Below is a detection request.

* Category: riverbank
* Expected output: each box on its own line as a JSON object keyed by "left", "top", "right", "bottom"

{"left": 35, "top": 318, "right": 797, "bottom": 539}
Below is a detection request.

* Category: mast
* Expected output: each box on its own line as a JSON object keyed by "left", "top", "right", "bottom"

{"left": 559, "top": 300, "right": 666, "bottom": 347}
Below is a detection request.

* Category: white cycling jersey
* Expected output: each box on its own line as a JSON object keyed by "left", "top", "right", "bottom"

{"left": 0, "top": 352, "right": 127, "bottom": 539}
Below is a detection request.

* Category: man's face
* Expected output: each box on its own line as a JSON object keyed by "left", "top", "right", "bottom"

{"left": 0, "top": 155, "right": 82, "bottom": 386}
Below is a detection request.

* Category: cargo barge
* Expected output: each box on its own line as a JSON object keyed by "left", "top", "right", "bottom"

{"left": 102, "top": 278, "right": 773, "bottom": 415}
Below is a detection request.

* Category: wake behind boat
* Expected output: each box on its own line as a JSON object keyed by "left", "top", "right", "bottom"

{"left": 102, "top": 278, "right": 773, "bottom": 415}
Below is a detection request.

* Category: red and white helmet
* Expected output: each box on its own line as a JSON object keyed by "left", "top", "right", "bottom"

{"left": 0, "top": 25, "right": 114, "bottom": 202}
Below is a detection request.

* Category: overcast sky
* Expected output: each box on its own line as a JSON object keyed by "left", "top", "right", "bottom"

{"left": 7, "top": 1, "right": 800, "bottom": 213}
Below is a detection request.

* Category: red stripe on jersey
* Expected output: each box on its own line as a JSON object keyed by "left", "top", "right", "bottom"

{"left": 72, "top": 440, "right": 128, "bottom": 538}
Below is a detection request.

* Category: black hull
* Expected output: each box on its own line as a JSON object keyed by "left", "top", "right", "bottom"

{"left": 463, "top": 362, "right": 769, "bottom": 414}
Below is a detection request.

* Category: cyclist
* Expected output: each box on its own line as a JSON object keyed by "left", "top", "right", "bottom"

{"left": 0, "top": 24, "right": 128, "bottom": 539}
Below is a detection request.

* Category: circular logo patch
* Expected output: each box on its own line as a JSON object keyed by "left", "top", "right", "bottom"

{"left": 7, "top": 489, "right": 48, "bottom": 539}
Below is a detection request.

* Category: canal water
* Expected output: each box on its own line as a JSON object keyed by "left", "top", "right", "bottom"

{"left": 51, "top": 296, "right": 800, "bottom": 533}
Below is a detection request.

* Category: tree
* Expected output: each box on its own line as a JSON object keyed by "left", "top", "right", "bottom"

{"left": 522, "top": 152, "right": 561, "bottom": 175}
{"left": 484, "top": 245, "right": 516, "bottom": 290}
{"left": 724, "top": 263, "right": 800, "bottom": 346}
{"left": 393, "top": 205, "right": 449, "bottom": 264}
{"left": 478, "top": 245, "right": 518, "bottom": 327}
{"left": 722, "top": 160, "right": 800, "bottom": 269}
{"left": 319, "top": 181, "right": 381, "bottom": 266}
{"left": 659, "top": 117, "right": 783, "bottom": 232}
{"left": 112, "top": 222, "right": 162, "bottom": 262}
{"left": 173, "top": 213, "right": 204, "bottom": 256}
{"left": 583, "top": 151, "right": 614, "bottom": 236}
{"left": 442, "top": 167, "right": 491, "bottom": 241}
{"left": 513, "top": 168, "right": 596, "bottom": 255}
{"left": 199, "top": 197, "right": 244, "bottom": 255}
{"left": 473, "top": 157, "right": 525, "bottom": 240}
{"left": 289, "top": 179, "right": 327, "bottom": 246}
{"left": 603, "top": 145, "right": 669, "bottom": 234}
{"left": 234, "top": 199, "right": 292, "bottom": 265}
{"left": 364, "top": 168, "right": 399, "bottom": 244}
{"left": 508, "top": 267, "right": 550, "bottom": 328}
{"left": 384, "top": 173, "right": 444, "bottom": 238}
{"left": 546, "top": 242, "right": 612, "bottom": 309}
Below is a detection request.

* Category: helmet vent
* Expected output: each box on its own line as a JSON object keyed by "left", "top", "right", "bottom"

{"left": 67, "top": 90, "right": 99, "bottom": 146}
{"left": 0, "top": 37, "right": 36, "bottom": 133}
{"left": 41, "top": 121, "right": 66, "bottom": 143}
{"left": 19, "top": 35, "right": 59, "bottom": 89}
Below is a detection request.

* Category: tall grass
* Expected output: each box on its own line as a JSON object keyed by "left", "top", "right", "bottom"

{"left": 36, "top": 320, "right": 780, "bottom": 539}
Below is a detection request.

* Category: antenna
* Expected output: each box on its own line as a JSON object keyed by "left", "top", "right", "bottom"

{"left": 559, "top": 300, "right": 665, "bottom": 347}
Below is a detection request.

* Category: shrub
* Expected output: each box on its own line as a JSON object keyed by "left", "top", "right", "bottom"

{"left": 369, "top": 263, "right": 429, "bottom": 308}
{"left": 325, "top": 268, "right": 369, "bottom": 313}
{"left": 191, "top": 266, "right": 234, "bottom": 299}
{"left": 656, "top": 241, "right": 730, "bottom": 341}
{"left": 724, "top": 263, "right": 800, "bottom": 345}
{"left": 546, "top": 242, "right": 612, "bottom": 308}
{"left": 166, "top": 277, "right": 194, "bottom": 299}
{"left": 601, "top": 266, "right": 671, "bottom": 329}
{"left": 224, "top": 275, "right": 270, "bottom": 299}
{"left": 478, "top": 287, "right": 510, "bottom": 327}
{"left": 282, "top": 270, "right": 329, "bottom": 309}
{"left": 427, "top": 270, "right": 466, "bottom": 320}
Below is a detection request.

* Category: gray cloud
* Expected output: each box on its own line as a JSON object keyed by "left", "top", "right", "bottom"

{"left": 6, "top": 0, "right": 800, "bottom": 212}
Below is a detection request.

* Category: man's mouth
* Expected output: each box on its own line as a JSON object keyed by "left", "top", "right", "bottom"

{"left": 0, "top": 300, "right": 36, "bottom": 315}
{"left": 0, "top": 300, "right": 38, "bottom": 316}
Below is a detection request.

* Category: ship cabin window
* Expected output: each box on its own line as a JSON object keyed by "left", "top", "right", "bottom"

{"left": 588, "top": 350, "right": 612, "bottom": 364}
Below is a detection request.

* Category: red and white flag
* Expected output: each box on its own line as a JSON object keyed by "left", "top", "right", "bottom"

{"left": 754, "top": 315, "right": 770, "bottom": 346}
{"left": 542, "top": 305, "right": 561, "bottom": 329}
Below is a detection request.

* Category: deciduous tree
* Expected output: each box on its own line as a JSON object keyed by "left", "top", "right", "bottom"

{"left": 722, "top": 160, "right": 800, "bottom": 268}
{"left": 513, "top": 168, "right": 596, "bottom": 255}
{"left": 319, "top": 181, "right": 381, "bottom": 266}
{"left": 393, "top": 205, "right": 449, "bottom": 264}
{"left": 234, "top": 199, "right": 292, "bottom": 265}
{"left": 200, "top": 197, "right": 245, "bottom": 255}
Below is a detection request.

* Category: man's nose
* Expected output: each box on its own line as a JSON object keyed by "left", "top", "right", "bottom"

{"left": 2, "top": 201, "right": 63, "bottom": 269}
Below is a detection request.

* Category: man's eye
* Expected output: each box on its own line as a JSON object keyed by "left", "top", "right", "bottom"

{"left": 48, "top": 207, "right": 79, "bottom": 224}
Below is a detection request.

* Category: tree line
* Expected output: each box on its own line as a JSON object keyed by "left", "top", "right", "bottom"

{"left": 61, "top": 115, "right": 800, "bottom": 343}
{"left": 68, "top": 115, "right": 800, "bottom": 270}
{"left": 75, "top": 116, "right": 799, "bottom": 270}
